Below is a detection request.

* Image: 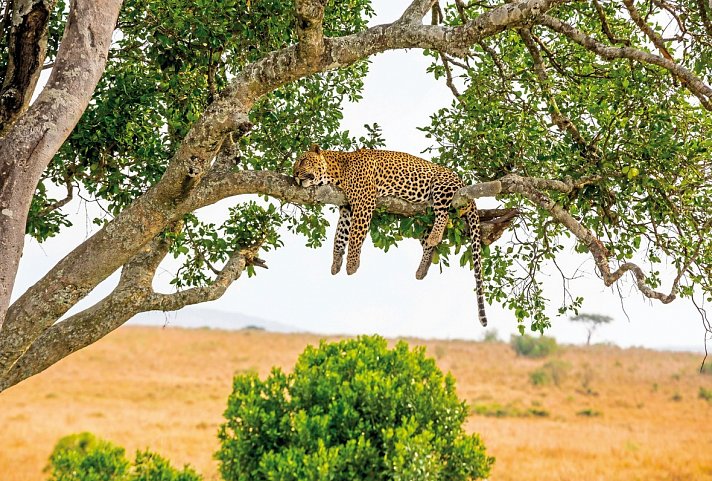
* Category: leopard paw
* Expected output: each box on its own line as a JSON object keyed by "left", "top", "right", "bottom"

{"left": 346, "top": 259, "right": 360, "bottom": 275}
{"left": 331, "top": 255, "right": 343, "bottom": 275}
{"left": 415, "top": 266, "right": 429, "bottom": 280}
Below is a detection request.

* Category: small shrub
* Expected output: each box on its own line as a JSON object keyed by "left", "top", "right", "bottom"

{"left": 46, "top": 432, "right": 200, "bottom": 481}
{"left": 470, "top": 401, "right": 549, "bottom": 418}
{"left": 530, "top": 360, "right": 570, "bottom": 387}
{"left": 510, "top": 334, "right": 558, "bottom": 358}
{"left": 671, "top": 392, "right": 683, "bottom": 402}
{"left": 699, "top": 386, "right": 712, "bottom": 402}
{"left": 576, "top": 408, "right": 602, "bottom": 417}
{"left": 217, "top": 335, "right": 493, "bottom": 481}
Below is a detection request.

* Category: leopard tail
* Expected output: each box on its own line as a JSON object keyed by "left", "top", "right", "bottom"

{"left": 466, "top": 206, "right": 488, "bottom": 327}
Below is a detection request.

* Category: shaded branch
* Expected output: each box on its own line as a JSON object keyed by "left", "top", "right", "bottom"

{"left": 0, "top": 0, "right": 57, "bottom": 133}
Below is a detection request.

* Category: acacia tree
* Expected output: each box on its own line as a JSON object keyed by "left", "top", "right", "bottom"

{"left": 0, "top": 0, "right": 711, "bottom": 392}
{"left": 570, "top": 313, "right": 613, "bottom": 345}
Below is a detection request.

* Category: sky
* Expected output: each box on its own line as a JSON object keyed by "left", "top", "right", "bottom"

{"left": 12, "top": 1, "right": 711, "bottom": 352}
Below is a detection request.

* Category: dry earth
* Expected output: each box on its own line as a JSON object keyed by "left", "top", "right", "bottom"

{"left": 1, "top": 326, "right": 711, "bottom": 480}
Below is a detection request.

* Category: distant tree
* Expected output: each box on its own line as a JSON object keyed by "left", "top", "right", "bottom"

{"left": 571, "top": 313, "right": 614, "bottom": 346}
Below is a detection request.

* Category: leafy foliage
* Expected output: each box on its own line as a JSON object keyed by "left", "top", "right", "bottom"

{"left": 217, "top": 335, "right": 493, "bottom": 481}
{"left": 46, "top": 432, "right": 200, "bottom": 481}
{"left": 420, "top": 1, "right": 712, "bottom": 331}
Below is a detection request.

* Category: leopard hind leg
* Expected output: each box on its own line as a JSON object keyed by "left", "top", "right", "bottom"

{"left": 425, "top": 181, "right": 459, "bottom": 247}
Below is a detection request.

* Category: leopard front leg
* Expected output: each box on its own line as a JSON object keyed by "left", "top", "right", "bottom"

{"left": 331, "top": 206, "right": 351, "bottom": 275}
{"left": 425, "top": 182, "right": 458, "bottom": 247}
{"left": 346, "top": 199, "right": 376, "bottom": 275}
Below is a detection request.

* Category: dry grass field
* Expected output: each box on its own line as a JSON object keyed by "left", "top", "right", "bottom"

{"left": 1, "top": 326, "right": 711, "bottom": 481}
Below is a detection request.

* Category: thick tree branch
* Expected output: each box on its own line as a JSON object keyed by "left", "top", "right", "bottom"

{"left": 0, "top": 235, "right": 261, "bottom": 391}
{"left": 400, "top": 0, "right": 438, "bottom": 24}
{"left": 537, "top": 14, "right": 712, "bottom": 110}
{"left": 295, "top": 0, "right": 326, "bottom": 64}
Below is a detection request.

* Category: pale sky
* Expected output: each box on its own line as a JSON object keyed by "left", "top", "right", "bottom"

{"left": 13, "top": 2, "right": 710, "bottom": 352}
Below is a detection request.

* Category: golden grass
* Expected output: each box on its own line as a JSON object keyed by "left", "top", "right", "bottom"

{"left": 1, "top": 326, "right": 711, "bottom": 481}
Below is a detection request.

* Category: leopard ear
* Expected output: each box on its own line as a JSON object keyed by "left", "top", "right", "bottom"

{"left": 309, "top": 143, "right": 321, "bottom": 154}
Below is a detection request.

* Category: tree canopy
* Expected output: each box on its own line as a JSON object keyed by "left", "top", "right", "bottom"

{"left": 0, "top": 0, "right": 711, "bottom": 391}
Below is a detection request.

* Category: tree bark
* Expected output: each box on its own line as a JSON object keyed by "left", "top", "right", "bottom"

{"left": 0, "top": 0, "right": 122, "bottom": 365}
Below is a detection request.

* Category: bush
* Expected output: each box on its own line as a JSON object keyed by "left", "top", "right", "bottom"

{"left": 510, "top": 334, "right": 558, "bottom": 358}
{"left": 46, "top": 432, "right": 201, "bottom": 481}
{"left": 699, "top": 386, "right": 712, "bottom": 402}
{"left": 217, "top": 335, "right": 494, "bottom": 481}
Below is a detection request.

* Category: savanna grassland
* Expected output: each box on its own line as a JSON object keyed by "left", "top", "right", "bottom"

{"left": 1, "top": 326, "right": 710, "bottom": 481}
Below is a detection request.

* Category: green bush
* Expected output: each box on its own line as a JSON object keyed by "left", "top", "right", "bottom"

{"left": 699, "top": 386, "right": 712, "bottom": 402}
{"left": 510, "top": 334, "right": 558, "bottom": 358}
{"left": 217, "top": 335, "right": 494, "bottom": 481}
{"left": 46, "top": 432, "right": 201, "bottom": 481}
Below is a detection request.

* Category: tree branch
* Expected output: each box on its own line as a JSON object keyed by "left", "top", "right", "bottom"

{"left": 622, "top": 0, "right": 674, "bottom": 61}
{"left": 501, "top": 174, "right": 680, "bottom": 304}
{"left": 295, "top": 0, "right": 326, "bottom": 64}
{"left": 400, "top": 0, "right": 438, "bottom": 24}
{"left": 519, "top": 28, "right": 592, "bottom": 151}
{"left": 0, "top": 235, "right": 261, "bottom": 391}
{"left": 537, "top": 14, "right": 712, "bottom": 110}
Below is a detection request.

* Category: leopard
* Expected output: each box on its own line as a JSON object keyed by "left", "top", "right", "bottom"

{"left": 293, "top": 144, "right": 488, "bottom": 326}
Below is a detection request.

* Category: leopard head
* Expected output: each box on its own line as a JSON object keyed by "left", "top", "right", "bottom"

{"left": 293, "top": 144, "right": 330, "bottom": 188}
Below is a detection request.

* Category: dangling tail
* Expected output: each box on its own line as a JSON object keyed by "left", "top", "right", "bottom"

{"left": 466, "top": 206, "right": 488, "bottom": 326}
